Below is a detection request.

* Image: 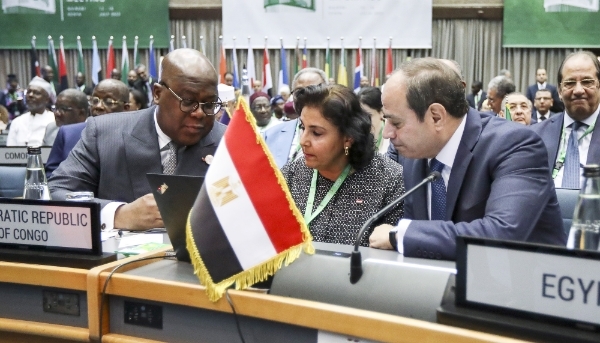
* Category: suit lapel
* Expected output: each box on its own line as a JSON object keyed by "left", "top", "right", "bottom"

{"left": 446, "top": 109, "right": 480, "bottom": 219}
{"left": 586, "top": 116, "right": 600, "bottom": 164}
{"left": 545, "top": 113, "right": 564, "bottom": 170}
{"left": 404, "top": 158, "right": 428, "bottom": 220}
{"left": 124, "top": 109, "right": 162, "bottom": 198}
{"left": 175, "top": 124, "right": 222, "bottom": 176}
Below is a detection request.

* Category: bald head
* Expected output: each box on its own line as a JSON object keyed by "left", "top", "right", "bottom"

{"left": 159, "top": 48, "right": 217, "bottom": 87}
{"left": 154, "top": 49, "right": 219, "bottom": 146}
{"left": 91, "top": 79, "right": 130, "bottom": 116}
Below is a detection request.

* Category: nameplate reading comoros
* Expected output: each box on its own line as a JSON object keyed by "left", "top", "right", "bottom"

{"left": 0, "top": 203, "right": 92, "bottom": 250}
{"left": 465, "top": 244, "right": 600, "bottom": 327}
{"left": 0, "top": 146, "right": 52, "bottom": 164}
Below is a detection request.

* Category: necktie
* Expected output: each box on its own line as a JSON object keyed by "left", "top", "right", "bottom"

{"left": 561, "top": 121, "right": 583, "bottom": 188}
{"left": 540, "top": 115, "right": 546, "bottom": 121}
{"left": 163, "top": 142, "right": 178, "bottom": 175}
{"left": 430, "top": 158, "right": 446, "bottom": 220}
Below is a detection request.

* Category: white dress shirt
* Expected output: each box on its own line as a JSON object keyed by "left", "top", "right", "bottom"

{"left": 553, "top": 105, "right": 599, "bottom": 188}
{"left": 6, "top": 110, "right": 55, "bottom": 146}
{"left": 537, "top": 82, "right": 547, "bottom": 90}
{"left": 393, "top": 115, "right": 467, "bottom": 254}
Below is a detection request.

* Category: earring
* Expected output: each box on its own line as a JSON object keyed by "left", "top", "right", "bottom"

{"left": 344, "top": 146, "right": 349, "bottom": 156}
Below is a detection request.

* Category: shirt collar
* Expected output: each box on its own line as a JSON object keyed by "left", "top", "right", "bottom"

{"left": 433, "top": 114, "right": 467, "bottom": 169}
{"left": 564, "top": 104, "right": 600, "bottom": 129}
{"left": 538, "top": 82, "right": 547, "bottom": 89}
{"left": 153, "top": 106, "right": 171, "bottom": 149}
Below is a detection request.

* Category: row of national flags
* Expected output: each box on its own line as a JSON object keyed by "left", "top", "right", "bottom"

{"left": 218, "top": 37, "right": 396, "bottom": 94}
{"left": 30, "top": 35, "right": 157, "bottom": 91}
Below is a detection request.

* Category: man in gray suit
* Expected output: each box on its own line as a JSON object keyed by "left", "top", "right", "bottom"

{"left": 49, "top": 49, "right": 226, "bottom": 231}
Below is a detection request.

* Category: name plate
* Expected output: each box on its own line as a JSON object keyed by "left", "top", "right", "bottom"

{"left": 0, "top": 198, "right": 101, "bottom": 255}
{"left": 456, "top": 237, "right": 600, "bottom": 330}
{"left": 0, "top": 146, "right": 52, "bottom": 164}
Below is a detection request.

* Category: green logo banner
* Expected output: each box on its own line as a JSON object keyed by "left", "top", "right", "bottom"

{"left": 0, "top": 0, "right": 170, "bottom": 49}
{"left": 504, "top": 0, "right": 600, "bottom": 47}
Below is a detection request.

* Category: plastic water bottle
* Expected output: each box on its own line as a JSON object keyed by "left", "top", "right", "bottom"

{"left": 567, "top": 164, "right": 600, "bottom": 250}
{"left": 23, "top": 146, "right": 51, "bottom": 200}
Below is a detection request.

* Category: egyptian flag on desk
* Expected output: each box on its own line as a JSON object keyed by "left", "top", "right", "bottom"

{"left": 186, "top": 98, "right": 314, "bottom": 302}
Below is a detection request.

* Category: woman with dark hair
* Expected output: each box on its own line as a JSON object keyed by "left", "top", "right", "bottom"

{"left": 282, "top": 84, "right": 404, "bottom": 246}
{"left": 358, "top": 87, "right": 390, "bottom": 154}
{"left": 129, "top": 89, "right": 148, "bottom": 111}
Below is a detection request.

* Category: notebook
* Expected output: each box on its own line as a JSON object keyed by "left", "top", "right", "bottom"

{"left": 146, "top": 173, "right": 204, "bottom": 262}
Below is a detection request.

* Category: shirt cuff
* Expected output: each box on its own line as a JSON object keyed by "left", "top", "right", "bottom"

{"left": 395, "top": 219, "right": 412, "bottom": 254}
{"left": 101, "top": 201, "right": 126, "bottom": 231}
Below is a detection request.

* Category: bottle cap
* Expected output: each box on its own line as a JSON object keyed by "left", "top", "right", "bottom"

{"left": 27, "top": 146, "right": 41, "bottom": 155}
{"left": 582, "top": 164, "right": 600, "bottom": 177}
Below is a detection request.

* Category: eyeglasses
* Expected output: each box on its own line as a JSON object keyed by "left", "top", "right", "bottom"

{"left": 89, "top": 97, "right": 124, "bottom": 108}
{"left": 252, "top": 104, "right": 270, "bottom": 111}
{"left": 506, "top": 103, "right": 531, "bottom": 112}
{"left": 561, "top": 79, "right": 598, "bottom": 90}
{"left": 161, "top": 82, "right": 223, "bottom": 115}
{"left": 53, "top": 106, "right": 74, "bottom": 113}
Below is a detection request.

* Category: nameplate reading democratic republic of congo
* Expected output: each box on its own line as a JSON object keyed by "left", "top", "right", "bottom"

{"left": 0, "top": 201, "right": 97, "bottom": 251}
{"left": 456, "top": 237, "right": 600, "bottom": 329}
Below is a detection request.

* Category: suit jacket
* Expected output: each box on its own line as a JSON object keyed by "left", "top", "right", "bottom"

{"left": 45, "top": 122, "right": 87, "bottom": 178}
{"left": 402, "top": 108, "right": 566, "bottom": 260}
{"left": 466, "top": 91, "right": 486, "bottom": 111}
{"left": 264, "top": 119, "right": 298, "bottom": 168}
{"left": 48, "top": 106, "right": 226, "bottom": 208}
{"left": 42, "top": 121, "right": 59, "bottom": 146}
{"left": 530, "top": 111, "right": 558, "bottom": 125}
{"left": 531, "top": 112, "right": 600, "bottom": 172}
{"left": 526, "top": 83, "right": 564, "bottom": 113}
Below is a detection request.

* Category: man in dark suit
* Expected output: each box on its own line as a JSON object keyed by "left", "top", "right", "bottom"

{"left": 530, "top": 88, "right": 558, "bottom": 124}
{"left": 466, "top": 80, "right": 486, "bottom": 110}
{"left": 486, "top": 76, "right": 515, "bottom": 116}
{"left": 531, "top": 51, "right": 600, "bottom": 190}
{"left": 370, "top": 58, "right": 565, "bottom": 260}
{"left": 526, "top": 68, "right": 564, "bottom": 113}
{"left": 133, "top": 63, "right": 156, "bottom": 107}
{"left": 49, "top": 49, "right": 226, "bottom": 231}
{"left": 74, "top": 72, "right": 93, "bottom": 96}
{"left": 43, "top": 89, "right": 89, "bottom": 147}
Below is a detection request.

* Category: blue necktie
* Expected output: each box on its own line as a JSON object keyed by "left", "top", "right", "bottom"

{"left": 430, "top": 158, "right": 446, "bottom": 220}
{"left": 561, "top": 121, "right": 583, "bottom": 189}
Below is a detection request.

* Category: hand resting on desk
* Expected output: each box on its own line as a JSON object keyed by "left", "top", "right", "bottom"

{"left": 369, "top": 224, "right": 394, "bottom": 250}
{"left": 114, "top": 193, "right": 164, "bottom": 230}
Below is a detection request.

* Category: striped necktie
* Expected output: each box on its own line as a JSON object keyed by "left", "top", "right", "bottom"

{"left": 561, "top": 121, "right": 583, "bottom": 189}
{"left": 162, "top": 141, "right": 178, "bottom": 175}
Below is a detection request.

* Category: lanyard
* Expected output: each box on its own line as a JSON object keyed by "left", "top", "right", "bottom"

{"left": 375, "top": 121, "right": 384, "bottom": 150}
{"left": 304, "top": 164, "right": 351, "bottom": 225}
{"left": 552, "top": 120, "right": 596, "bottom": 178}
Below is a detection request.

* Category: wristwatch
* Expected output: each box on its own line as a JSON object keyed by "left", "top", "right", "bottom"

{"left": 389, "top": 228, "right": 398, "bottom": 251}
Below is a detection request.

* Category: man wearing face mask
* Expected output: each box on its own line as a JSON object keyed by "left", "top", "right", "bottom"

{"left": 7, "top": 76, "right": 55, "bottom": 146}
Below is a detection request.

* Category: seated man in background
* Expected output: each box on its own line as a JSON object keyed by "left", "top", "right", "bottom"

{"left": 500, "top": 92, "right": 533, "bottom": 126}
{"left": 532, "top": 51, "right": 600, "bottom": 189}
{"left": 7, "top": 76, "right": 55, "bottom": 146}
{"left": 45, "top": 79, "right": 130, "bottom": 177}
{"left": 486, "top": 76, "right": 515, "bottom": 116}
{"left": 250, "top": 92, "right": 280, "bottom": 134}
{"left": 369, "top": 58, "right": 566, "bottom": 260}
{"left": 49, "top": 49, "right": 226, "bottom": 231}
{"left": 43, "top": 89, "right": 89, "bottom": 146}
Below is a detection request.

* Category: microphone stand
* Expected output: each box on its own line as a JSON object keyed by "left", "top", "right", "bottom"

{"left": 349, "top": 171, "right": 441, "bottom": 284}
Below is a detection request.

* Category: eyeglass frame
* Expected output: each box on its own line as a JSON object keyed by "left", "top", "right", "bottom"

{"left": 52, "top": 105, "right": 75, "bottom": 113}
{"left": 89, "top": 96, "right": 125, "bottom": 108}
{"left": 560, "top": 78, "right": 599, "bottom": 91}
{"left": 159, "top": 82, "right": 223, "bottom": 115}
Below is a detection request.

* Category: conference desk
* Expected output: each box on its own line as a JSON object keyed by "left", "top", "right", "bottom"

{"left": 0, "top": 238, "right": 526, "bottom": 343}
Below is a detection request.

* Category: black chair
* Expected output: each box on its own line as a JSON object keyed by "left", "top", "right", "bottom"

{"left": 0, "top": 166, "right": 26, "bottom": 198}
{"left": 555, "top": 188, "right": 579, "bottom": 234}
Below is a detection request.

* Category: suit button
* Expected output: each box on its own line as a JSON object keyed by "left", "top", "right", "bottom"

{"left": 436, "top": 253, "right": 441, "bottom": 259}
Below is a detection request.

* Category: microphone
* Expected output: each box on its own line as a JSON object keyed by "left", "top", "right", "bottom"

{"left": 350, "top": 171, "right": 442, "bottom": 284}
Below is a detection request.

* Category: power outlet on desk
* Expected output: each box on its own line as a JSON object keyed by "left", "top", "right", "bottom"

{"left": 124, "top": 301, "right": 163, "bottom": 329}
{"left": 42, "top": 290, "right": 80, "bottom": 316}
